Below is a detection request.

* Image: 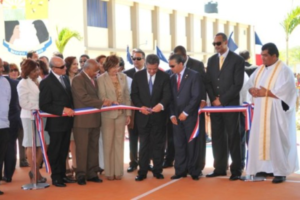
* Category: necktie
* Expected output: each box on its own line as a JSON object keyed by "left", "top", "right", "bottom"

{"left": 91, "top": 78, "right": 95, "bottom": 87}
{"left": 149, "top": 75, "right": 153, "bottom": 95}
{"left": 177, "top": 73, "right": 181, "bottom": 91}
{"left": 59, "top": 76, "right": 66, "bottom": 89}
{"left": 219, "top": 55, "right": 224, "bottom": 70}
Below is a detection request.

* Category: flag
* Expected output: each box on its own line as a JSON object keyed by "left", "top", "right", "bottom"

{"left": 228, "top": 32, "right": 238, "bottom": 52}
{"left": 156, "top": 46, "right": 168, "bottom": 63}
{"left": 126, "top": 46, "right": 133, "bottom": 65}
{"left": 255, "top": 32, "right": 263, "bottom": 66}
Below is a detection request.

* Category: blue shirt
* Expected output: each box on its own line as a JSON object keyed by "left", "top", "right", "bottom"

{"left": 0, "top": 76, "right": 11, "bottom": 128}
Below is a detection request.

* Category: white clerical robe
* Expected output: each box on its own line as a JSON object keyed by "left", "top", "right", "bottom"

{"left": 246, "top": 60, "right": 299, "bottom": 176}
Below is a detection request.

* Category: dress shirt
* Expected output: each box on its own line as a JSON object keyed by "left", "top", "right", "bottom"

{"left": 0, "top": 76, "right": 11, "bottom": 128}
{"left": 218, "top": 48, "right": 229, "bottom": 61}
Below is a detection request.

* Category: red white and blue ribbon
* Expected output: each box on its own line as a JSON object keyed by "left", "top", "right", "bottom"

{"left": 33, "top": 111, "right": 51, "bottom": 173}
{"left": 188, "top": 103, "right": 254, "bottom": 142}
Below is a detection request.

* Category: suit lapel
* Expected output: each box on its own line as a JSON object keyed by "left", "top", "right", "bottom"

{"left": 218, "top": 51, "right": 231, "bottom": 75}
{"left": 81, "top": 72, "right": 97, "bottom": 93}
{"left": 49, "top": 72, "right": 70, "bottom": 97}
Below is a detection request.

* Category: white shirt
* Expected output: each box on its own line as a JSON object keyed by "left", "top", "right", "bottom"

{"left": 218, "top": 47, "right": 229, "bottom": 61}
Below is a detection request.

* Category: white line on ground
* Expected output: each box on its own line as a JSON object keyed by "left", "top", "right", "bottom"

{"left": 131, "top": 179, "right": 180, "bottom": 200}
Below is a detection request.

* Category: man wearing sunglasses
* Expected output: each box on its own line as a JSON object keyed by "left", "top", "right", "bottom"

{"left": 39, "top": 56, "right": 75, "bottom": 187}
{"left": 206, "top": 32, "right": 244, "bottom": 181}
{"left": 79, "top": 54, "right": 90, "bottom": 69}
{"left": 169, "top": 54, "right": 201, "bottom": 180}
{"left": 124, "top": 48, "right": 146, "bottom": 173}
{"left": 173, "top": 45, "right": 207, "bottom": 175}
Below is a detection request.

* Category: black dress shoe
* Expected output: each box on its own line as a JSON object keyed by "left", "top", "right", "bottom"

{"left": 170, "top": 174, "right": 187, "bottom": 179}
{"left": 191, "top": 175, "right": 200, "bottom": 180}
{"left": 127, "top": 166, "right": 137, "bottom": 173}
{"left": 135, "top": 175, "right": 147, "bottom": 181}
{"left": 0, "top": 190, "right": 3, "bottom": 195}
{"left": 153, "top": 173, "right": 164, "bottom": 179}
{"left": 229, "top": 175, "right": 240, "bottom": 181}
{"left": 52, "top": 180, "right": 66, "bottom": 187}
{"left": 256, "top": 172, "right": 274, "bottom": 177}
{"left": 20, "top": 160, "right": 29, "bottom": 167}
{"left": 87, "top": 177, "right": 103, "bottom": 183}
{"left": 162, "top": 161, "right": 173, "bottom": 168}
{"left": 62, "top": 176, "right": 76, "bottom": 183}
{"left": 77, "top": 178, "right": 86, "bottom": 185}
{"left": 272, "top": 176, "right": 286, "bottom": 184}
{"left": 206, "top": 172, "right": 227, "bottom": 178}
{"left": 2, "top": 177, "right": 12, "bottom": 183}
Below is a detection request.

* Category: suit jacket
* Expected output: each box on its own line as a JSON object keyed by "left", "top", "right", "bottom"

{"left": 124, "top": 68, "right": 136, "bottom": 79}
{"left": 97, "top": 72, "right": 131, "bottom": 119}
{"left": 72, "top": 72, "right": 102, "bottom": 128}
{"left": 4, "top": 77, "right": 21, "bottom": 123}
{"left": 186, "top": 56, "right": 206, "bottom": 101}
{"left": 39, "top": 72, "right": 73, "bottom": 132}
{"left": 170, "top": 68, "right": 201, "bottom": 119}
{"left": 206, "top": 50, "right": 244, "bottom": 106}
{"left": 17, "top": 78, "right": 39, "bottom": 119}
{"left": 131, "top": 69, "right": 171, "bottom": 128}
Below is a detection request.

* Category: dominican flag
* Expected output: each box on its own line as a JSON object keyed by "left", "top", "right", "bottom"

{"left": 255, "top": 32, "right": 263, "bottom": 66}
{"left": 126, "top": 46, "right": 133, "bottom": 65}
{"left": 156, "top": 46, "right": 169, "bottom": 71}
{"left": 228, "top": 32, "right": 238, "bottom": 53}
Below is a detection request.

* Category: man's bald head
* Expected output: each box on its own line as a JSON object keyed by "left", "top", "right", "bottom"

{"left": 83, "top": 59, "right": 99, "bottom": 79}
{"left": 50, "top": 56, "right": 66, "bottom": 75}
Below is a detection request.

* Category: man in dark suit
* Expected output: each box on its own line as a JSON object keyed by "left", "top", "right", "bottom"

{"left": 72, "top": 59, "right": 106, "bottom": 185}
{"left": 206, "top": 32, "right": 244, "bottom": 180}
{"left": 239, "top": 50, "right": 257, "bottom": 77}
{"left": 123, "top": 48, "right": 145, "bottom": 172}
{"left": 131, "top": 54, "right": 171, "bottom": 181}
{"left": 0, "top": 75, "right": 21, "bottom": 182}
{"left": 39, "top": 56, "right": 75, "bottom": 187}
{"left": 169, "top": 54, "right": 202, "bottom": 180}
{"left": 173, "top": 46, "right": 207, "bottom": 175}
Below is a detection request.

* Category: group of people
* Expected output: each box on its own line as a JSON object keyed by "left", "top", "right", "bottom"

{"left": 0, "top": 32, "right": 298, "bottom": 195}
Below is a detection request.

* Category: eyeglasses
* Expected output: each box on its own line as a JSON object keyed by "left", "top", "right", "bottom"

{"left": 169, "top": 65, "right": 175, "bottom": 68}
{"left": 53, "top": 64, "right": 66, "bottom": 69}
{"left": 10, "top": 69, "right": 18, "bottom": 72}
{"left": 212, "top": 42, "right": 222, "bottom": 46}
{"left": 132, "top": 57, "right": 142, "bottom": 61}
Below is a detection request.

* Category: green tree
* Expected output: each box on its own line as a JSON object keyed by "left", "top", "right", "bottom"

{"left": 280, "top": 6, "right": 300, "bottom": 66}
{"left": 280, "top": 46, "right": 300, "bottom": 72}
{"left": 55, "top": 27, "right": 82, "bottom": 54}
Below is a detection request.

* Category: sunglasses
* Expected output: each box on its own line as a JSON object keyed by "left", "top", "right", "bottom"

{"left": 132, "top": 57, "right": 142, "bottom": 61}
{"left": 169, "top": 65, "right": 175, "bottom": 68}
{"left": 212, "top": 42, "right": 222, "bottom": 46}
{"left": 10, "top": 69, "right": 18, "bottom": 72}
{"left": 53, "top": 64, "right": 66, "bottom": 69}
{"left": 80, "top": 60, "right": 87, "bottom": 63}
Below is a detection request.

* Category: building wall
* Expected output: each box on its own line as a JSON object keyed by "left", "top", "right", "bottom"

{"left": 0, "top": 0, "right": 253, "bottom": 69}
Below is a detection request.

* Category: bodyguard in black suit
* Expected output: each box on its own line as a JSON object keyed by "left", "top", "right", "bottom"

{"left": 39, "top": 56, "right": 75, "bottom": 187}
{"left": 206, "top": 33, "right": 244, "bottom": 180}
{"left": 0, "top": 77, "right": 21, "bottom": 182}
{"left": 169, "top": 54, "right": 202, "bottom": 180}
{"left": 123, "top": 48, "right": 145, "bottom": 172}
{"left": 173, "top": 46, "right": 207, "bottom": 174}
{"left": 131, "top": 54, "right": 171, "bottom": 181}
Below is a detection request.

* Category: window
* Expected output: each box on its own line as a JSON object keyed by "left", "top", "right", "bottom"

{"left": 87, "top": 0, "right": 108, "bottom": 28}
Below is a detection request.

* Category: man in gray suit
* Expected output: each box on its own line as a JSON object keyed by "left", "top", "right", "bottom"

{"left": 72, "top": 59, "right": 109, "bottom": 185}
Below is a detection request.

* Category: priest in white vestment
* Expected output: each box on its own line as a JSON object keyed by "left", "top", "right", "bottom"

{"left": 246, "top": 43, "right": 299, "bottom": 184}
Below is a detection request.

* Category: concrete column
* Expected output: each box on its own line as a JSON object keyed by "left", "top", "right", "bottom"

{"left": 131, "top": 2, "right": 140, "bottom": 48}
{"left": 234, "top": 23, "right": 241, "bottom": 47}
{"left": 224, "top": 21, "right": 230, "bottom": 36}
{"left": 107, "top": 0, "right": 116, "bottom": 48}
{"left": 186, "top": 13, "right": 194, "bottom": 52}
{"left": 170, "top": 10, "right": 178, "bottom": 49}
{"left": 201, "top": 16, "right": 208, "bottom": 64}
{"left": 213, "top": 19, "right": 220, "bottom": 36}
{"left": 152, "top": 6, "right": 160, "bottom": 47}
